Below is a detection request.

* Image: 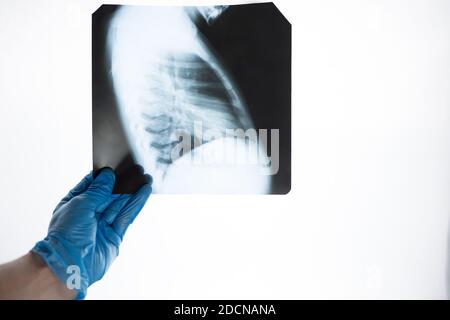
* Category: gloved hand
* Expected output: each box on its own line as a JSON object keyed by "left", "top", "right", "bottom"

{"left": 32, "top": 168, "right": 152, "bottom": 299}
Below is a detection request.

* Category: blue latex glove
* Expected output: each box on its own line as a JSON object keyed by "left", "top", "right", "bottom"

{"left": 32, "top": 168, "right": 152, "bottom": 299}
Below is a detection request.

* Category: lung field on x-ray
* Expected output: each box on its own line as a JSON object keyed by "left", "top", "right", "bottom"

{"left": 140, "top": 53, "right": 249, "bottom": 166}
{"left": 92, "top": 3, "right": 291, "bottom": 194}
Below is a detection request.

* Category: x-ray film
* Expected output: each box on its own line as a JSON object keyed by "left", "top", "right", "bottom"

{"left": 92, "top": 3, "right": 291, "bottom": 194}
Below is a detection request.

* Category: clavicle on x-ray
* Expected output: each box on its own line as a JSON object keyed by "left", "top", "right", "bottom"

{"left": 92, "top": 3, "right": 291, "bottom": 194}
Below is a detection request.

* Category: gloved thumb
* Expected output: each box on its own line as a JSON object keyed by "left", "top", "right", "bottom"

{"left": 83, "top": 168, "right": 116, "bottom": 209}
{"left": 112, "top": 182, "right": 152, "bottom": 239}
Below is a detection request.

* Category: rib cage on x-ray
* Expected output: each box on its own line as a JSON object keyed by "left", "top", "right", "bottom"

{"left": 107, "top": 6, "right": 259, "bottom": 191}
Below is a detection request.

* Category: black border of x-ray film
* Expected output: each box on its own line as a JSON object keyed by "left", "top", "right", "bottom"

{"left": 92, "top": 3, "right": 291, "bottom": 194}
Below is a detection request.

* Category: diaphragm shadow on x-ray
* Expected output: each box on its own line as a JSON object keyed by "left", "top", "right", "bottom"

{"left": 92, "top": 3, "right": 291, "bottom": 194}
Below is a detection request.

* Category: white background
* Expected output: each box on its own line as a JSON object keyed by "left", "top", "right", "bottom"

{"left": 0, "top": 0, "right": 450, "bottom": 299}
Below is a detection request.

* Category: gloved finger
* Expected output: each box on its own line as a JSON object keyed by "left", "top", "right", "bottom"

{"left": 96, "top": 194, "right": 121, "bottom": 217}
{"left": 101, "top": 194, "right": 132, "bottom": 225}
{"left": 83, "top": 168, "right": 116, "bottom": 209}
{"left": 54, "top": 172, "right": 94, "bottom": 212}
{"left": 112, "top": 182, "right": 152, "bottom": 239}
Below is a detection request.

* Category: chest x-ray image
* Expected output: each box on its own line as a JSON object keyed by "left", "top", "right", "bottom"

{"left": 92, "top": 3, "right": 291, "bottom": 194}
